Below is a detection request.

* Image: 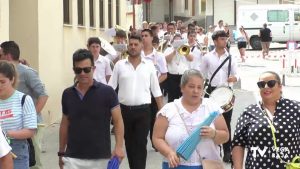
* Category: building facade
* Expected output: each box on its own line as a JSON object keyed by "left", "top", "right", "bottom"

{"left": 0, "top": 0, "right": 128, "bottom": 124}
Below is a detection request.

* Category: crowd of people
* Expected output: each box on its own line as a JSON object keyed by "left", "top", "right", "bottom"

{"left": 0, "top": 18, "right": 297, "bottom": 169}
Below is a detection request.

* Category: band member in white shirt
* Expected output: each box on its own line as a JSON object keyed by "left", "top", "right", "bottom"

{"left": 187, "top": 31, "right": 202, "bottom": 71}
{"left": 141, "top": 29, "right": 168, "bottom": 150}
{"left": 108, "top": 35, "right": 163, "bottom": 169}
{"left": 164, "top": 34, "right": 193, "bottom": 103}
{"left": 200, "top": 30, "right": 239, "bottom": 163}
{"left": 87, "top": 37, "right": 112, "bottom": 84}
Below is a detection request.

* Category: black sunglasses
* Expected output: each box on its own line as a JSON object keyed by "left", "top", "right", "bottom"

{"left": 257, "top": 80, "right": 278, "bottom": 89}
{"left": 73, "top": 67, "right": 93, "bottom": 74}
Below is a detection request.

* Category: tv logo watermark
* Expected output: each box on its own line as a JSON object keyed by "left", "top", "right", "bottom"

{"left": 250, "top": 146, "right": 290, "bottom": 159}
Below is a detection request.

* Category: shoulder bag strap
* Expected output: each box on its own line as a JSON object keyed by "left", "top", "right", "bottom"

{"left": 257, "top": 103, "right": 287, "bottom": 164}
{"left": 208, "top": 55, "right": 231, "bottom": 87}
{"left": 174, "top": 104, "right": 204, "bottom": 162}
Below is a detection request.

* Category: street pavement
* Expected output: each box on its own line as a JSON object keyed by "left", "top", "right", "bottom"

{"left": 40, "top": 44, "right": 300, "bottom": 169}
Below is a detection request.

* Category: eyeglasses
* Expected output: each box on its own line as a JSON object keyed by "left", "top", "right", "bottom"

{"left": 73, "top": 67, "right": 93, "bottom": 74}
{"left": 257, "top": 80, "right": 278, "bottom": 89}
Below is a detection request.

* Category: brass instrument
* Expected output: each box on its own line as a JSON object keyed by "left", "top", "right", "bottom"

{"left": 195, "top": 39, "right": 207, "bottom": 52}
{"left": 178, "top": 45, "right": 190, "bottom": 56}
{"left": 159, "top": 33, "right": 173, "bottom": 53}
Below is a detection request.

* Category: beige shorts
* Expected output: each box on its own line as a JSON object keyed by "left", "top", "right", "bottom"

{"left": 62, "top": 157, "right": 109, "bottom": 169}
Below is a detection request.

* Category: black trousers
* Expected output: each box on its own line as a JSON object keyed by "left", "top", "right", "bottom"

{"left": 167, "top": 73, "right": 182, "bottom": 103}
{"left": 120, "top": 104, "right": 151, "bottom": 169}
{"left": 149, "top": 96, "right": 158, "bottom": 148}
{"left": 204, "top": 86, "right": 232, "bottom": 154}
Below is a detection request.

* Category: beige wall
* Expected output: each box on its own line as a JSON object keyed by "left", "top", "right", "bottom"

{"left": 2, "top": 0, "right": 128, "bottom": 124}
{"left": 9, "top": 0, "right": 39, "bottom": 69}
{"left": 0, "top": 0, "right": 9, "bottom": 41}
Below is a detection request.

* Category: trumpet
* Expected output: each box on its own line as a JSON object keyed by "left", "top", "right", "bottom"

{"left": 178, "top": 45, "right": 190, "bottom": 56}
{"left": 195, "top": 39, "right": 207, "bottom": 52}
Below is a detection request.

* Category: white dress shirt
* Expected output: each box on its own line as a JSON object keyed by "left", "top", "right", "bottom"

{"left": 158, "top": 98, "right": 223, "bottom": 166}
{"left": 108, "top": 58, "right": 162, "bottom": 106}
{"left": 189, "top": 44, "right": 203, "bottom": 71}
{"left": 141, "top": 48, "right": 168, "bottom": 77}
{"left": 164, "top": 47, "right": 190, "bottom": 75}
{"left": 200, "top": 50, "right": 239, "bottom": 87}
{"left": 93, "top": 54, "right": 112, "bottom": 84}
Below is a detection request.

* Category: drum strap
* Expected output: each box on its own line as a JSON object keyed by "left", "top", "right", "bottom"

{"left": 207, "top": 55, "right": 232, "bottom": 88}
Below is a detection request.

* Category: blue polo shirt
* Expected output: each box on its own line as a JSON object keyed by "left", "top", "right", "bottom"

{"left": 62, "top": 81, "right": 119, "bottom": 159}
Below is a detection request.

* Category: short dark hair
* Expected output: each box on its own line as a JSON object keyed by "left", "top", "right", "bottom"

{"left": 72, "top": 49, "right": 94, "bottom": 67}
{"left": 167, "top": 23, "right": 175, "bottom": 27}
{"left": 188, "top": 31, "right": 196, "bottom": 36}
{"left": 212, "top": 30, "right": 227, "bottom": 40}
{"left": 0, "top": 41, "right": 20, "bottom": 61}
{"left": 129, "top": 34, "right": 142, "bottom": 42}
{"left": 87, "top": 37, "right": 101, "bottom": 47}
{"left": 141, "top": 29, "right": 154, "bottom": 37}
{"left": 116, "top": 30, "right": 127, "bottom": 38}
{"left": 152, "top": 36, "right": 159, "bottom": 44}
{"left": 0, "top": 60, "right": 18, "bottom": 88}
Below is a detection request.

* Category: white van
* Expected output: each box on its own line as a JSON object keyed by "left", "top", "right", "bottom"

{"left": 237, "top": 4, "right": 300, "bottom": 50}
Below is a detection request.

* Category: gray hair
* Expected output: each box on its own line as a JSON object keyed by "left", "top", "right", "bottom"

{"left": 180, "top": 69, "right": 204, "bottom": 87}
{"left": 259, "top": 71, "right": 281, "bottom": 85}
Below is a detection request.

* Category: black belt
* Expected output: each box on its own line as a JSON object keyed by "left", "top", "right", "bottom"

{"left": 120, "top": 104, "right": 150, "bottom": 110}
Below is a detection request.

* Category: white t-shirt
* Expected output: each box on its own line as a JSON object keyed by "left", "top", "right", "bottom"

{"left": 0, "top": 90, "right": 37, "bottom": 131}
{"left": 157, "top": 98, "right": 223, "bottom": 166}
{"left": 0, "top": 126, "right": 11, "bottom": 158}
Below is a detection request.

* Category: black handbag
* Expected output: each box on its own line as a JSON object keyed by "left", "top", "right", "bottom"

{"left": 21, "top": 95, "right": 36, "bottom": 167}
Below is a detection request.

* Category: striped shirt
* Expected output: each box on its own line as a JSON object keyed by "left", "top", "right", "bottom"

{"left": 0, "top": 90, "right": 37, "bottom": 132}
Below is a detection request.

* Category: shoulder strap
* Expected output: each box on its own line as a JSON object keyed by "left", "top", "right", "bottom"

{"left": 257, "top": 103, "right": 287, "bottom": 164}
{"left": 21, "top": 94, "right": 27, "bottom": 107}
{"left": 208, "top": 55, "right": 231, "bottom": 87}
{"left": 228, "top": 55, "right": 232, "bottom": 79}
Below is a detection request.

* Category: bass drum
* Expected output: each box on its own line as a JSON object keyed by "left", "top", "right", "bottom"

{"left": 209, "top": 86, "right": 235, "bottom": 112}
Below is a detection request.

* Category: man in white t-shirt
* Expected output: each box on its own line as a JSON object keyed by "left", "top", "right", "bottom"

{"left": 0, "top": 127, "right": 13, "bottom": 169}
{"left": 87, "top": 37, "right": 112, "bottom": 84}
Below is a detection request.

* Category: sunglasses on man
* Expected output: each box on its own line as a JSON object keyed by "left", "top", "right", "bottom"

{"left": 73, "top": 67, "right": 93, "bottom": 74}
{"left": 257, "top": 80, "right": 278, "bottom": 89}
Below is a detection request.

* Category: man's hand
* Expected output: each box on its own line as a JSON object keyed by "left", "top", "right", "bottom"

{"left": 227, "top": 75, "right": 237, "bottom": 83}
{"left": 112, "top": 146, "right": 125, "bottom": 162}
{"left": 58, "top": 156, "right": 64, "bottom": 169}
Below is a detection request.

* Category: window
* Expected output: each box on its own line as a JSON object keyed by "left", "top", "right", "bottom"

{"left": 63, "top": 0, "right": 71, "bottom": 24}
{"left": 267, "top": 10, "right": 289, "bottom": 22}
{"left": 185, "top": 0, "right": 188, "bottom": 10}
{"left": 108, "top": 0, "right": 112, "bottom": 28}
{"left": 201, "top": 0, "right": 206, "bottom": 13}
{"left": 99, "top": 0, "right": 105, "bottom": 28}
{"left": 89, "top": 0, "right": 94, "bottom": 27}
{"left": 78, "top": 0, "right": 84, "bottom": 26}
{"left": 116, "top": 0, "right": 120, "bottom": 25}
{"left": 294, "top": 10, "right": 300, "bottom": 22}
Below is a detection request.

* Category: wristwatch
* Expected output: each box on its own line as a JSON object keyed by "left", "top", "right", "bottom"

{"left": 57, "top": 152, "right": 65, "bottom": 157}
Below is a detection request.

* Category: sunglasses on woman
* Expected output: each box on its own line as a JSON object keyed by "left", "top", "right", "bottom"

{"left": 73, "top": 67, "right": 93, "bottom": 74}
{"left": 257, "top": 80, "right": 278, "bottom": 89}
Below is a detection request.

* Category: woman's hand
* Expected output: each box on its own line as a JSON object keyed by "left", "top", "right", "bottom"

{"left": 200, "top": 126, "right": 216, "bottom": 139}
{"left": 167, "top": 150, "right": 180, "bottom": 168}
